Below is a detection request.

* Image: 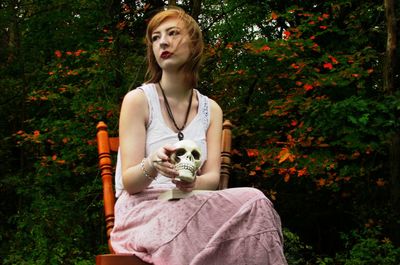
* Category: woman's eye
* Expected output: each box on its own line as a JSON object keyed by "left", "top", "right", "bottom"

{"left": 151, "top": 35, "right": 160, "bottom": 42}
{"left": 169, "top": 30, "right": 180, "bottom": 37}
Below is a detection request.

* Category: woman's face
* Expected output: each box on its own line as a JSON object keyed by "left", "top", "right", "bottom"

{"left": 151, "top": 17, "right": 191, "bottom": 72}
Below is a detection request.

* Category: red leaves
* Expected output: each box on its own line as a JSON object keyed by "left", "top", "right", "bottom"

{"left": 323, "top": 62, "right": 333, "bottom": 70}
{"left": 33, "top": 130, "right": 40, "bottom": 138}
{"left": 303, "top": 84, "right": 314, "bottom": 91}
{"left": 260, "top": 45, "right": 271, "bottom": 51}
{"left": 54, "top": 50, "right": 62, "bottom": 58}
{"left": 283, "top": 30, "right": 291, "bottom": 39}
{"left": 54, "top": 49, "right": 86, "bottom": 58}
{"left": 329, "top": 55, "right": 339, "bottom": 64}
{"left": 246, "top": 149, "right": 259, "bottom": 157}
{"left": 291, "top": 63, "right": 300, "bottom": 69}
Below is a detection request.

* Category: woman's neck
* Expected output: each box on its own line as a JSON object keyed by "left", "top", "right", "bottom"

{"left": 159, "top": 73, "right": 191, "bottom": 98}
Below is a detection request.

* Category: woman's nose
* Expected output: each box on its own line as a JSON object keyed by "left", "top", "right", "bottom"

{"left": 159, "top": 35, "right": 169, "bottom": 49}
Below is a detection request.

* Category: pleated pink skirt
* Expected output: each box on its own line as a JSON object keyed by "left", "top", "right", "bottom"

{"left": 111, "top": 187, "right": 287, "bottom": 265}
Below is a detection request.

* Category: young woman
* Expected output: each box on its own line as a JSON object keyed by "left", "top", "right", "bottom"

{"left": 111, "top": 7, "right": 287, "bottom": 265}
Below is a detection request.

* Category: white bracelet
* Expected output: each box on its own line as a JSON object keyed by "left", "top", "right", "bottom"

{"left": 140, "top": 158, "right": 156, "bottom": 181}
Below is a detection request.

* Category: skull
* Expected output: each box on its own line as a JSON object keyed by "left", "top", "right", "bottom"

{"left": 170, "top": 140, "right": 202, "bottom": 182}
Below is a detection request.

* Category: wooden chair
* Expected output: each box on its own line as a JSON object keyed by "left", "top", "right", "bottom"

{"left": 95, "top": 120, "right": 233, "bottom": 265}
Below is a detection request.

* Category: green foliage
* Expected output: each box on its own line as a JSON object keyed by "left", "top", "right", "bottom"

{"left": 283, "top": 228, "right": 314, "bottom": 265}
{"left": 1, "top": 0, "right": 146, "bottom": 263}
{"left": 202, "top": 0, "right": 400, "bottom": 256}
{"left": 317, "top": 226, "right": 400, "bottom": 265}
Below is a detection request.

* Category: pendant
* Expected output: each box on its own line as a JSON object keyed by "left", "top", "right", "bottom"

{"left": 178, "top": 131, "right": 184, "bottom": 141}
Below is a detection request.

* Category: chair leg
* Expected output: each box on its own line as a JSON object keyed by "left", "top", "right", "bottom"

{"left": 96, "top": 254, "right": 152, "bottom": 265}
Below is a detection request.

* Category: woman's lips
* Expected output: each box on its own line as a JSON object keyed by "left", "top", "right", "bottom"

{"left": 160, "top": 51, "right": 172, "bottom": 59}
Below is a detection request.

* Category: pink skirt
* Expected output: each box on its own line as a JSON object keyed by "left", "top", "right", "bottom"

{"left": 111, "top": 187, "right": 287, "bottom": 265}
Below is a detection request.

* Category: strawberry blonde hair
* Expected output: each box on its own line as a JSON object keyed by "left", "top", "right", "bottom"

{"left": 145, "top": 7, "right": 204, "bottom": 88}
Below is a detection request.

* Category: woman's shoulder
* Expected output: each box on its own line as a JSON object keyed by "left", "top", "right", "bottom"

{"left": 122, "top": 84, "right": 153, "bottom": 109}
{"left": 124, "top": 83, "right": 155, "bottom": 99}
{"left": 208, "top": 97, "right": 222, "bottom": 117}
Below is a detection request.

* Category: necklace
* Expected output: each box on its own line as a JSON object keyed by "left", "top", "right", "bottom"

{"left": 159, "top": 82, "right": 193, "bottom": 141}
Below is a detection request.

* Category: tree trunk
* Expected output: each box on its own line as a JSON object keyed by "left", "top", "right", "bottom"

{"left": 383, "top": 0, "right": 397, "bottom": 94}
{"left": 168, "top": 0, "right": 176, "bottom": 6}
{"left": 191, "top": 0, "right": 202, "bottom": 21}
{"left": 384, "top": 0, "right": 400, "bottom": 243}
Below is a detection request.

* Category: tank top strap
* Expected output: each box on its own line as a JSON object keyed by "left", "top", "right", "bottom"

{"left": 196, "top": 89, "right": 211, "bottom": 131}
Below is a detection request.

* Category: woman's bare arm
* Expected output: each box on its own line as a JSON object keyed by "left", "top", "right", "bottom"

{"left": 193, "top": 99, "right": 223, "bottom": 190}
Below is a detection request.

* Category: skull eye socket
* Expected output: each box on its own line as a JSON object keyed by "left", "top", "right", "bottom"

{"left": 192, "top": 150, "right": 200, "bottom": 160}
{"left": 175, "top": 148, "right": 186, "bottom": 157}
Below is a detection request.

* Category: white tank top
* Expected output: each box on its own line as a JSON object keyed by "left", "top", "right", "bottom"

{"left": 115, "top": 83, "right": 210, "bottom": 197}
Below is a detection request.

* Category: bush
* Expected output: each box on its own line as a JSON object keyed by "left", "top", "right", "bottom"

{"left": 317, "top": 226, "right": 400, "bottom": 265}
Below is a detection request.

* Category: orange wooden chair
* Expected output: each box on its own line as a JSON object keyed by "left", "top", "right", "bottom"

{"left": 95, "top": 120, "right": 233, "bottom": 265}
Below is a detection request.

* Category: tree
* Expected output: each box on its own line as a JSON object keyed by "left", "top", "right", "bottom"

{"left": 384, "top": 0, "right": 400, "bottom": 243}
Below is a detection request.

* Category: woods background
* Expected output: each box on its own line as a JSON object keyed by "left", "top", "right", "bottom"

{"left": 1, "top": 0, "right": 399, "bottom": 264}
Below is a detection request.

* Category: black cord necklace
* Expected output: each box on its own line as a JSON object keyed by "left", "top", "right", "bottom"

{"left": 159, "top": 82, "right": 193, "bottom": 141}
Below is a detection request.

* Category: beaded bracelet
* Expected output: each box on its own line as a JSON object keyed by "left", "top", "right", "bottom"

{"left": 140, "top": 158, "right": 156, "bottom": 181}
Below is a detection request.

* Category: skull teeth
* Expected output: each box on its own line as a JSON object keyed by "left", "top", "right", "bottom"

{"left": 175, "top": 164, "right": 195, "bottom": 172}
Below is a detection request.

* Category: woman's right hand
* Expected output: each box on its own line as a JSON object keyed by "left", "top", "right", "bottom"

{"left": 149, "top": 145, "right": 179, "bottom": 179}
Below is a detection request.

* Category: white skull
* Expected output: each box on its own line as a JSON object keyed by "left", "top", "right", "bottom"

{"left": 170, "top": 140, "right": 202, "bottom": 182}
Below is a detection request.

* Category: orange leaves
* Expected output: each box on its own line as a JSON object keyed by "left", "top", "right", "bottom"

{"left": 74, "top": 49, "right": 85, "bottom": 56}
{"left": 276, "top": 165, "right": 308, "bottom": 183}
{"left": 277, "top": 151, "right": 300, "bottom": 182}
{"left": 277, "top": 147, "right": 295, "bottom": 164}
{"left": 14, "top": 129, "right": 43, "bottom": 145}
{"left": 268, "top": 189, "right": 277, "bottom": 201}
{"left": 271, "top": 11, "right": 278, "bottom": 20}
{"left": 116, "top": 21, "right": 127, "bottom": 30}
{"left": 241, "top": 41, "right": 273, "bottom": 54}
{"left": 54, "top": 49, "right": 86, "bottom": 59}
{"left": 33, "top": 130, "right": 40, "bottom": 138}
{"left": 317, "top": 178, "right": 326, "bottom": 187}
{"left": 206, "top": 46, "right": 216, "bottom": 57}
{"left": 376, "top": 178, "right": 385, "bottom": 187}
{"left": 225, "top": 43, "right": 233, "bottom": 49}
{"left": 51, "top": 154, "right": 65, "bottom": 165}
{"left": 291, "top": 63, "right": 300, "bottom": 69}
{"left": 328, "top": 55, "right": 339, "bottom": 64}
{"left": 40, "top": 154, "right": 66, "bottom": 167}
{"left": 246, "top": 148, "right": 259, "bottom": 157}
{"left": 260, "top": 45, "right": 271, "bottom": 52}
{"left": 322, "top": 13, "right": 330, "bottom": 19}
{"left": 297, "top": 168, "right": 307, "bottom": 177}
{"left": 284, "top": 174, "right": 290, "bottom": 182}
